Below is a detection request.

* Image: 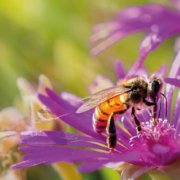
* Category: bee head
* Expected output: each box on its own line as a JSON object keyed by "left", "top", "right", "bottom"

{"left": 129, "top": 78, "right": 148, "bottom": 103}
{"left": 149, "top": 77, "right": 163, "bottom": 101}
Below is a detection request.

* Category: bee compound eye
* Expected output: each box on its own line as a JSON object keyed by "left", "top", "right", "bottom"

{"left": 152, "top": 80, "right": 161, "bottom": 95}
{"left": 132, "top": 86, "right": 138, "bottom": 91}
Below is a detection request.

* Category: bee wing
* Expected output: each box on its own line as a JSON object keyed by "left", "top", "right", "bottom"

{"left": 76, "top": 86, "right": 130, "bottom": 113}
{"left": 0, "top": 131, "right": 17, "bottom": 139}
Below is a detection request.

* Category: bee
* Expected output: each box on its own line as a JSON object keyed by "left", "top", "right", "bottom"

{"left": 76, "top": 76, "right": 163, "bottom": 150}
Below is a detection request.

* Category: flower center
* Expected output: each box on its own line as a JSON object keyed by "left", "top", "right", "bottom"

{"left": 129, "top": 119, "right": 179, "bottom": 166}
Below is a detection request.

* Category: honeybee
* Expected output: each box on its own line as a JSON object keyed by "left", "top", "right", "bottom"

{"left": 76, "top": 76, "right": 163, "bottom": 150}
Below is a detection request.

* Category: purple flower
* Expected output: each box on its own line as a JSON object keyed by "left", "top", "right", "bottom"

{"left": 12, "top": 51, "right": 180, "bottom": 179}
{"left": 91, "top": 4, "right": 180, "bottom": 71}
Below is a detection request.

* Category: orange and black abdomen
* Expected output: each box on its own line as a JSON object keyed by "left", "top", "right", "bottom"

{"left": 93, "top": 95, "right": 127, "bottom": 133}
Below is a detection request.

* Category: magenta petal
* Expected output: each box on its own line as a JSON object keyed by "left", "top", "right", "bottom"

{"left": 91, "top": 30, "right": 135, "bottom": 56}
{"left": 119, "top": 114, "right": 136, "bottom": 136}
{"left": 165, "top": 78, "right": 180, "bottom": 88}
{"left": 172, "top": 91, "right": 180, "bottom": 127}
{"left": 21, "top": 131, "right": 96, "bottom": 144}
{"left": 127, "top": 63, "right": 148, "bottom": 77}
{"left": 45, "top": 88, "right": 77, "bottom": 113}
{"left": 20, "top": 131, "right": 107, "bottom": 151}
{"left": 175, "top": 120, "right": 180, "bottom": 136}
{"left": 38, "top": 91, "right": 104, "bottom": 141}
{"left": 154, "top": 64, "right": 167, "bottom": 77}
{"left": 139, "top": 24, "right": 180, "bottom": 60}
{"left": 152, "top": 143, "right": 170, "bottom": 154}
{"left": 78, "top": 161, "right": 107, "bottom": 173}
{"left": 60, "top": 92, "right": 83, "bottom": 107}
{"left": 114, "top": 60, "right": 126, "bottom": 79}
{"left": 168, "top": 52, "right": 180, "bottom": 78}
{"left": 79, "top": 150, "right": 142, "bottom": 173}
{"left": 23, "top": 146, "right": 108, "bottom": 163}
{"left": 12, "top": 161, "right": 42, "bottom": 169}
{"left": 165, "top": 52, "right": 180, "bottom": 121}
{"left": 12, "top": 147, "right": 109, "bottom": 169}
{"left": 116, "top": 128, "right": 131, "bottom": 149}
{"left": 91, "top": 4, "right": 180, "bottom": 67}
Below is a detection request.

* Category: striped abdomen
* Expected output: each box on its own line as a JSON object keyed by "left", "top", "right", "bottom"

{"left": 93, "top": 95, "right": 127, "bottom": 133}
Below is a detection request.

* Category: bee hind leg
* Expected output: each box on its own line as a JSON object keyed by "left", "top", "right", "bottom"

{"left": 106, "top": 113, "right": 117, "bottom": 150}
{"left": 131, "top": 107, "right": 141, "bottom": 132}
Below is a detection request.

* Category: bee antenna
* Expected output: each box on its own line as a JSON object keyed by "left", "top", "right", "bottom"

{"left": 160, "top": 93, "right": 167, "bottom": 119}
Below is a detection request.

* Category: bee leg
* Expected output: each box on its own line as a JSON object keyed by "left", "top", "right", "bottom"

{"left": 143, "top": 98, "right": 158, "bottom": 125}
{"left": 143, "top": 98, "right": 155, "bottom": 107}
{"left": 152, "top": 103, "right": 159, "bottom": 125}
{"left": 131, "top": 107, "right": 141, "bottom": 131}
{"left": 153, "top": 102, "right": 157, "bottom": 119}
{"left": 106, "top": 113, "right": 117, "bottom": 150}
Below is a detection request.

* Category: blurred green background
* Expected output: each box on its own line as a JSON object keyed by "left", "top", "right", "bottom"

{"left": 0, "top": 0, "right": 176, "bottom": 179}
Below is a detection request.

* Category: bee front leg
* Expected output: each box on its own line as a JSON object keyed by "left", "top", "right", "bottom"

{"left": 143, "top": 98, "right": 155, "bottom": 107}
{"left": 131, "top": 107, "right": 141, "bottom": 131}
{"left": 143, "top": 98, "right": 156, "bottom": 118}
{"left": 106, "top": 113, "right": 117, "bottom": 150}
{"left": 143, "top": 98, "right": 158, "bottom": 125}
{"left": 152, "top": 103, "right": 159, "bottom": 126}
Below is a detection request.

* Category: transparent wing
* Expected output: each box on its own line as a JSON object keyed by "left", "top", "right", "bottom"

{"left": 76, "top": 86, "right": 130, "bottom": 113}
{"left": 0, "top": 131, "right": 17, "bottom": 139}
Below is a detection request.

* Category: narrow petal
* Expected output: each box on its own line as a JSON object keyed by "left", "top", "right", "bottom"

{"left": 61, "top": 92, "right": 83, "bottom": 107}
{"left": 20, "top": 131, "right": 107, "bottom": 151}
{"left": 12, "top": 147, "right": 108, "bottom": 169}
{"left": 175, "top": 120, "right": 180, "bottom": 137}
{"left": 165, "top": 78, "right": 180, "bottom": 88}
{"left": 91, "top": 4, "right": 180, "bottom": 58}
{"left": 78, "top": 161, "right": 108, "bottom": 173}
{"left": 172, "top": 90, "right": 180, "bottom": 127}
{"left": 79, "top": 150, "right": 142, "bottom": 173}
{"left": 120, "top": 115, "right": 137, "bottom": 136}
{"left": 116, "top": 128, "right": 131, "bottom": 149}
{"left": 114, "top": 60, "right": 126, "bottom": 79}
{"left": 91, "top": 30, "right": 134, "bottom": 56}
{"left": 38, "top": 92, "right": 104, "bottom": 141}
{"left": 165, "top": 51, "right": 180, "bottom": 121}
{"left": 127, "top": 63, "right": 148, "bottom": 77}
{"left": 154, "top": 65, "right": 167, "bottom": 78}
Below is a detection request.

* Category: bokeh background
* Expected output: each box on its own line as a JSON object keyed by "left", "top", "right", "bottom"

{"left": 0, "top": 0, "right": 177, "bottom": 179}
